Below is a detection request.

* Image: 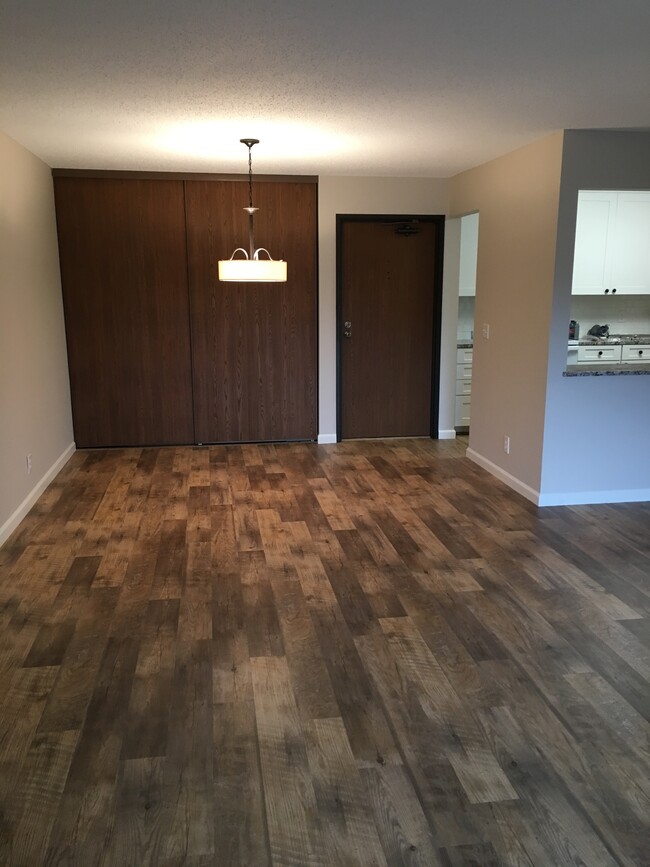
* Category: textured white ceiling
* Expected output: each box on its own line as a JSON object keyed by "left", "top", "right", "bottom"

{"left": 1, "top": 0, "right": 649, "bottom": 176}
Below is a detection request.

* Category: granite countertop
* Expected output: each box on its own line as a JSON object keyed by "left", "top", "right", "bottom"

{"left": 457, "top": 342, "right": 474, "bottom": 349}
{"left": 575, "top": 336, "right": 650, "bottom": 346}
{"left": 564, "top": 364, "right": 650, "bottom": 376}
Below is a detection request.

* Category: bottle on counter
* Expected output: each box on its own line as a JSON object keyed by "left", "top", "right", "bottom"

{"left": 568, "top": 320, "right": 579, "bottom": 340}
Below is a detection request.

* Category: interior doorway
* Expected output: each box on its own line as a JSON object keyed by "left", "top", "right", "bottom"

{"left": 337, "top": 215, "right": 444, "bottom": 440}
{"left": 455, "top": 212, "right": 479, "bottom": 434}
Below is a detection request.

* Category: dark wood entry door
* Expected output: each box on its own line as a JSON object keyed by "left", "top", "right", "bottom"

{"left": 339, "top": 218, "right": 439, "bottom": 439}
{"left": 185, "top": 180, "right": 317, "bottom": 443}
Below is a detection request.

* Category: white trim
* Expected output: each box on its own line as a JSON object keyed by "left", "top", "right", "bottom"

{"left": 467, "top": 447, "right": 650, "bottom": 506}
{"left": 466, "top": 448, "right": 540, "bottom": 505}
{"left": 319, "top": 432, "right": 460, "bottom": 444}
{"left": 537, "top": 489, "right": 650, "bottom": 506}
{"left": 0, "top": 442, "right": 76, "bottom": 548}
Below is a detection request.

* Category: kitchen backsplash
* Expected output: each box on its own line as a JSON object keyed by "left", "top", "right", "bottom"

{"left": 457, "top": 296, "right": 475, "bottom": 341}
{"left": 571, "top": 295, "right": 650, "bottom": 335}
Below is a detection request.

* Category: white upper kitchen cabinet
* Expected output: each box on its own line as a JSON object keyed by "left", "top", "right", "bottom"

{"left": 572, "top": 190, "right": 650, "bottom": 295}
{"left": 571, "top": 191, "right": 616, "bottom": 294}
{"left": 610, "top": 192, "right": 650, "bottom": 294}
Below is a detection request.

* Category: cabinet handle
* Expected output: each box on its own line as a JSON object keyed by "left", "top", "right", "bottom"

{"left": 612, "top": 288, "right": 617, "bottom": 294}
{"left": 604, "top": 289, "right": 609, "bottom": 294}
{"left": 639, "top": 350, "right": 644, "bottom": 357}
{"left": 598, "top": 350, "right": 603, "bottom": 356}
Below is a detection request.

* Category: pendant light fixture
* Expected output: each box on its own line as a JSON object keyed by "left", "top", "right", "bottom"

{"left": 218, "top": 138, "right": 287, "bottom": 282}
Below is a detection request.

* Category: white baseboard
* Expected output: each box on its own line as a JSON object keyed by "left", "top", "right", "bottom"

{"left": 537, "top": 489, "right": 650, "bottom": 506}
{"left": 466, "top": 448, "right": 540, "bottom": 505}
{"left": 0, "top": 442, "right": 76, "bottom": 548}
{"left": 467, "top": 447, "right": 650, "bottom": 506}
{"left": 318, "top": 432, "right": 456, "bottom": 444}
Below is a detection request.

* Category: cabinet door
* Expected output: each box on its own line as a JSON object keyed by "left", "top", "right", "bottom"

{"left": 185, "top": 180, "right": 317, "bottom": 443}
{"left": 571, "top": 191, "right": 617, "bottom": 294}
{"left": 455, "top": 395, "right": 471, "bottom": 426}
{"left": 610, "top": 192, "right": 650, "bottom": 294}
{"left": 54, "top": 178, "right": 194, "bottom": 447}
{"left": 576, "top": 345, "right": 622, "bottom": 364}
{"left": 621, "top": 344, "right": 650, "bottom": 363}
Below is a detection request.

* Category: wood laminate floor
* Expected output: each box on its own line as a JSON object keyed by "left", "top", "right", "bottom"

{"left": 0, "top": 440, "right": 649, "bottom": 866}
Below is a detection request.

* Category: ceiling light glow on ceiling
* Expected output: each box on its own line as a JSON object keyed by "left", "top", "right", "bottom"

{"left": 157, "top": 119, "right": 359, "bottom": 165}
{"left": 218, "top": 138, "right": 287, "bottom": 283}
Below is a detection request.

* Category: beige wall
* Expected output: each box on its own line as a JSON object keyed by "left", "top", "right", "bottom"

{"left": 318, "top": 176, "right": 450, "bottom": 439}
{"left": 0, "top": 131, "right": 74, "bottom": 544}
{"left": 449, "top": 132, "right": 564, "bottom": 495}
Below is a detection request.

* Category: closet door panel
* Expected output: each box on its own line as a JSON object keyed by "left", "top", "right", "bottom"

{"left": 54, "top": 178, "right": 194, "bottom": 447}
{"left": 185, "top": 180, "right": 317, "bottom": 443}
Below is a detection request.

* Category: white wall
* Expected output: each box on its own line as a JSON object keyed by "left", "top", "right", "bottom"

{"left": 449, "top": 133, "right": 565, "bottom": 499}
{"left": 459, "top": 212, "right": 479, "bottom": 296}
{"left": 0, "top": 131, "right": 74, "bottom": 545}
{"left": 456, "top": 297, "right": 475, "bottom": 341}
{"left": 317, "top": 176, "right": 450, "bottom": 440}
{"left": 540, "top": 130, "right": 650, "bottom": 504}
{"left": 439, "top": 218, "right": 460, "bottom": 437}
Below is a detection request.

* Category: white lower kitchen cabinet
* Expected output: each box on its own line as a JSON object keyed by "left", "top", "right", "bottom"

{"left": 455, "top": 395, "right": 471, "bottom": 427}
{"left": 576, "top": 345, "right": 622, "bottom": 364}
{"left": 621, "top": 344, "right": 650, "bottom": 363}
{"left": 455, "top": 347, "right": 473, "bottom": 427}
{"left": 571, "top": 343, "right": 650, "bottom": 366}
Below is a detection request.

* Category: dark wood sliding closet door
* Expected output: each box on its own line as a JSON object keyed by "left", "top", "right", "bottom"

{"left": 54, "top": 178, "right": 194, "bottom": 447}
{"left": 185, "top": 180, "right": 317, "bottom": 443}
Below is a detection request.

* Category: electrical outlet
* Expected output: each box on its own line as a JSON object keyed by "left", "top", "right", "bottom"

{"left": 482, "top": 323, "right": 490, "bottom": 339}
{"left": 503, "top": 436, "right": 510, "bottom": 455}
{"left": 26, "top": 453, "right": 32, "bottom": 474}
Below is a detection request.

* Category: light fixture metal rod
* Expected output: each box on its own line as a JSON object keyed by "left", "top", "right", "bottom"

{"left": 240, "top": 137, "right": 260, "bottom": 261}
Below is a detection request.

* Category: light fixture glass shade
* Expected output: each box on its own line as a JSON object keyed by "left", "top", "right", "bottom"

{"left": 218, "top": 257, "right": 287, "bottom": 282}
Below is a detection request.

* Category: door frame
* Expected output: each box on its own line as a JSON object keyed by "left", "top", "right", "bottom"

{"left": 335, "top": 213, "right": 446, "bottom": 442}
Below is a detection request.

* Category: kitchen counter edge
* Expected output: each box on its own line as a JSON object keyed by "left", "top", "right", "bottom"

{"left": 574, "top": 338, "right": 650, "bottom": 346}
{"left": 564, "top": 364, "right": 650, "bottom": 377}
